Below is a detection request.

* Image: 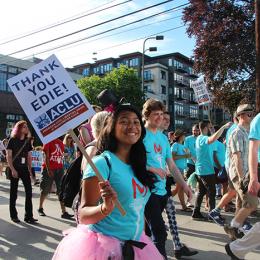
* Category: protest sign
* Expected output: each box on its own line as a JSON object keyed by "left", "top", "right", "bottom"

{"left": 190, "top": 76, "right": 212, "bottom": 106}
{"left": 31, "top": 150, "right": 43, "bottom": 174}
{"left": 7, "top": 54, "right": 95, "bottom": 144}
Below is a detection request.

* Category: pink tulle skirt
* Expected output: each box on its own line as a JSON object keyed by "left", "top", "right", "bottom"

{"left": 53, "top": 225, "right": 163, "bottom": 260}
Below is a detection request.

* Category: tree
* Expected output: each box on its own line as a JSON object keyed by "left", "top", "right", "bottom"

{"left": 77, "top": 65, "right": 145, "bottom": 109}
{"left": 183, "top": 0, "right": 255, "bottom": 113}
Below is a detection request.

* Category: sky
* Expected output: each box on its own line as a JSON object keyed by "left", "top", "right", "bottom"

{"left": 0, "top": 0, "right": 195, "bottom": 68}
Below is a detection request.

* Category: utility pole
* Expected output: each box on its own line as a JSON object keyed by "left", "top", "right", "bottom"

{"left": 256, "top": 0, "right": 260, "bottom": 112}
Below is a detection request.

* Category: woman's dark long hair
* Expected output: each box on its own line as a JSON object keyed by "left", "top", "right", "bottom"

{"left": 97, "top": 105, "right": 155, "bottom": 189}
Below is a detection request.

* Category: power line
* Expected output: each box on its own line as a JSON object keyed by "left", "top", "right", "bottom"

{"left": 97, "top": 25, "right": 185, "bottom": 52}
{"left": 0, "top": 0, "right": 130, "bottom": 46}
{"left": 36, "top": 13, "right": 183, "bottom": 55}
{"left": 0, "top": 13, "right": 183, "bottom": 67}
{"left": 51, "top": 24, "right": 186, "bottom": 65}
{"left": 6, "top": 0, "right": 177, "bottom": 56}
{"left": 12, "top": 3, "right": 188, "bottom": 58}
{"left": 0, "top": 24, "right": 185, "bottom": 69}
{"left": 0, "top": 4, "right": 186, "bottom": 66}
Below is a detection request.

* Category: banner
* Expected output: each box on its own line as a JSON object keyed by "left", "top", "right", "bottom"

{"left": 190, "top": 76, "right": 212, "bottom": 106}
{"left": 7, "top": 55, "right": 95, "bottom": 144}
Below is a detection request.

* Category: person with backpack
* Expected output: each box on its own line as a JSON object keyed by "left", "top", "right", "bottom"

{"left": 53, "top": 105, "right": 163, "bottom": 260}
{"left": 38, "top": 138, "right": 73, "bottom": 219}
{"left": 59, "top": 111, "right": 109, "bottom": 210}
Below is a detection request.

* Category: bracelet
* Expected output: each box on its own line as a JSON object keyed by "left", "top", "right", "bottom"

{"left": 100, "top": 204, "right": 109, "bottom": 216}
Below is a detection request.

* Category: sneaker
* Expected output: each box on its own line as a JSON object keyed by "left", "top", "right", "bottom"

{"left": 208, "top": 211, "right": 225, "bottom": 226}
{"left": 24, "top": 217, "right": 38, "bottom": 224}
{"left": 186, "top": 202, "right": 194, "bottom": 208}
{"left": 38, "top": 208, "right": 46, "bottom": 216}
{"left": 225, "top": 243, "right": 244, "bottom": 260}
{"left": 240, "top": 221, "right": 253, "bottom": 234}
{"left": 191, "top": 211, "right": 207, "bottom": 221}
{"left": 11, "top": 218, "right": 21, "bottom": 223}
{"left": 61, "top": 212, "right": 74, "bottom": 220}
{"left": 224, "top": 224, "right": 244, "bottom": 241}
{"left": 174, "top": 244, "right": 198, "bottom": 259}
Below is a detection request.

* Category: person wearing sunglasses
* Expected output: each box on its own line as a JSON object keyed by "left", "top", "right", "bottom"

{"left": 224, "top": 104, "right": 258, "bottom": 240}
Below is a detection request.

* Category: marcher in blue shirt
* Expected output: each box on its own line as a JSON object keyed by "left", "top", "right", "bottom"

{"left": 192, "top": 120, "right": 232, "bottom": 220}
{"left": 142, "top": 99, "right": 194, "bottom": 259}
{"left": 184, "top": 124, "right": 200, "bottom": 179}
{"left": 171, "top": 129, "right": 192, "bottom": 211}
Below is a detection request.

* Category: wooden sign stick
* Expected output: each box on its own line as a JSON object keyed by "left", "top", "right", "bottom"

{"left": 68, "top": 129, "right": 126, "bottom": 216}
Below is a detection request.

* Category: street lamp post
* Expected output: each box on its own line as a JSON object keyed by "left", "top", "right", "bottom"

{"left": 142, "top": 36, "right": 164, "bottom": 91}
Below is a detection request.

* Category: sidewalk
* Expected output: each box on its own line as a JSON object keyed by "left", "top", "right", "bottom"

{"left": 0, "top": 175, "right": 259, "bottom": 260}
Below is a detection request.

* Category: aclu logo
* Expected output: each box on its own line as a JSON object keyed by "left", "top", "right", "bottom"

{"left": 34, "top": 93, "right": 84, "bottom": 130}
{"left": 34, "top": 113, "right": 51, "bottom": 130}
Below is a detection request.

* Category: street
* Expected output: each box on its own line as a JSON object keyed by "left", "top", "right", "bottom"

{"left": 0, "top": 175, "right": 259, "bottom": 260}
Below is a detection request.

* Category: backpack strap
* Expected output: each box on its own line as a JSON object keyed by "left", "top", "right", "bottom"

{"left": 102, "top": 155, "right": 111, "bottom": 180}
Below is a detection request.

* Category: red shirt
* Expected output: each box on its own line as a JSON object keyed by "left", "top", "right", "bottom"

{"left": 42, "top": 139, "right": 64, "bottom": 170}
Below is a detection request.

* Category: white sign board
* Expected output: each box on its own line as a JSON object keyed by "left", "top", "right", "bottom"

{"left": 7, "top": 55, "right": 95, "bottom": 144}
{"left": 31, "top": 150, "right": 43, "bottom": 173}
{"left": 190, "top": 76, "right": 212, "bottom": 106}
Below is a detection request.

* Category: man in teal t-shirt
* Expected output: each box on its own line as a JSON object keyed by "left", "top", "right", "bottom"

{"left": 142, "top": 99, "right": 194, "bottom": 259}
{"left": 184, "top": 124, "right": 200, "bottom": 178}
{"left": 192, "top": 120, "right": 232, "bottom": 220}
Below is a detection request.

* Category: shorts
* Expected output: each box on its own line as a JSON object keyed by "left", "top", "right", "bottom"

{"left": 231, "top": 176, "right": 259, "bottom": 209}
{"left": 40, "top": 168, "right": 64, "bottom": 196}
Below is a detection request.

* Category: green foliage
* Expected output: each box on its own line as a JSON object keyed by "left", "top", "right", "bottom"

{"left": 77, "top": 65, "right": 145, "bottom": 109}
{"left": 183, "top": 0, "right": 255, "bottom": 113}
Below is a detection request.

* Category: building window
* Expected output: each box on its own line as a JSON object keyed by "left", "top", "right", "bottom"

{"left": 82, "top": 68, "right": 90, "bottom": 77}
{"left": 100, "top": 65, "right": 104, "bottom": 74}
{"left": 161, "top": 70, "right": 166, "bottom": 80}
{"left": 175, "top": 119, "right": 184, "bottom": 126}
{"left": 174, "top": 73, "right": 183, "bottom": 83}
{"left": 0, "top": 72, "right": 7, "bottom": 91}
{"left": 129, "top": 58, "right": 139, "bottom": 67}
{"left": 161, "top": 85, "right": 166, "bottom": 94}
{"left": 190, "top": 105, "right": 198, "bottom": 118}
{"left": 175, "top": 102, "right": 184, "bottom": 116}
{"left": 168, "top": 59, "right": 173, "bottom": 66}
{"left": 174, "top": 88, "right": 184, "bottom": 99}
{"left": 0, "top": 64, "right": 7, "bottom": 72}
{"left": 8, "top": 66, "right": 17, "bottom": 74}
{"left": 144, "top": 85, "right": 152, "bottom": 93}
{"left": 144, "top": 70, "right": 152, "bottom": 80}
{"left": 174, "top": 60, "right": 183, "bottom": 69}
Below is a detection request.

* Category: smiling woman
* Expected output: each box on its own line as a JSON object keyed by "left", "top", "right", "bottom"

{"left": 52, "top": 104, "right": 163, "bottom": 260}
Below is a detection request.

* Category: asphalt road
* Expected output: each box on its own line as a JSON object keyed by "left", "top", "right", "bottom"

{"left": 0, "top": 175, "right": 259, "bottom": 260}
